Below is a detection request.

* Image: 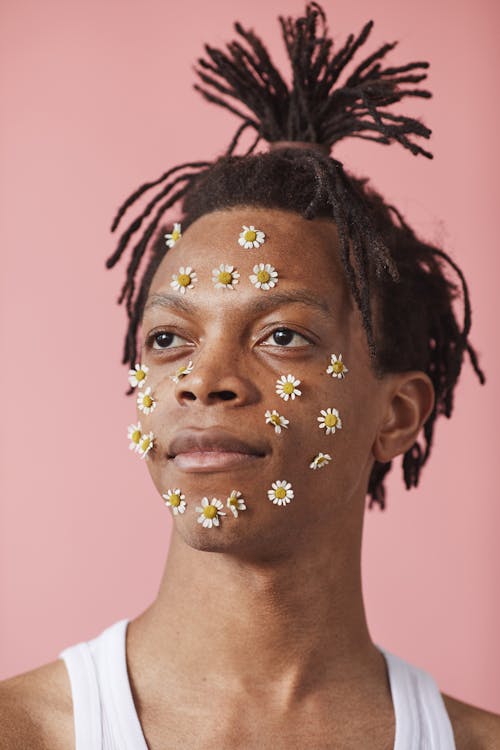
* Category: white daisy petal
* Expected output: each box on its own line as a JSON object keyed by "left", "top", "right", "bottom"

{"left": 317, "top": 408, "right": 343, "bottom": 435}
{"left": 136, "top": 386, "right": 157, "bottom": 415}
{"left": 326, "top": 353, "right": 349, "bottom": 379}
{"left": 267, "top": 480, "right": 294, "bottom": 506}
{"left": 249, "top": 262, "right": 278, "bottom": 291}
{"left": 309, "top": 452, "right": 332, "bottom": 470}
{"left": 128, "top": 363, "right": 149, "bottom": 388}
{"left": 275, "top": 374, "right": 302, "bottom": 401}
{"left": 171, "top": 266, "right": 197, "bottom": 293}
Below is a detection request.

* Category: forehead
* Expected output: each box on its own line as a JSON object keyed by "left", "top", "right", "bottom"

{"left": 147, "top": 206, "right": 351, "bottom": 317}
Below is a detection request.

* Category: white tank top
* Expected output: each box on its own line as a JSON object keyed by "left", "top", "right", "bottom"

{"left": 58, "top": 619, "right": 456, "bottom": 749}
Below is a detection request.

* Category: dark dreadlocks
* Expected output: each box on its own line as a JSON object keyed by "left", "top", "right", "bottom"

{"left": 106, "top": 2, "right": 485, "bottom": 509}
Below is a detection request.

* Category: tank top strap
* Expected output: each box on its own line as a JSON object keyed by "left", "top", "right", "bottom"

{"left": 59, "top": 640, "right": 103, "bottom": 750}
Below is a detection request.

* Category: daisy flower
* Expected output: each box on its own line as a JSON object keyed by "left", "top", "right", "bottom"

{"left": 275, "top": 374, "right": 302, "bottom": 401}
{"left": 326, "top": 353, "right": 349, "bottom": 379}
{"left": 170, "top": 266, "right": 197, "bottom": 294}
{"left": 249, "top": 263, "right": 278, "bottom": 291}
{"left": 127, "top": 421, "right": 142, "bottom": 452}
{"left": 162, "top": 488, "right": 187, "bottom": 515}
{"left": 309, "top": 452, "right": 332, "bottom": 470}
{"left": 164, "top": 222, "right": 182, "bottom": 248}
{"left": 170, "top": 360, "right": 193, "bottom": 383}
{"left": 317, "top": 408, "right": 342, "bottom": 435}
{"left": 212, "top": 263, "right": 240, "bottom": 289}
{"left": 267, "top": 480, "right": 294, "bottom": 506}
{"left": 238, "top": 224, "right": 266, "bottom": 249}
{"left": 195, "top": 497, "right": 226, "bottom": 528}
{"left": 264, "top": 409, "right": 289, "bottom": 434}
{"left": 128, "top": 363, "right": 149, "bottom": 388}
{"left": 137, "top": 386, "right": 156, "bottom": 415}
{"left": 137, "top": 431, "right": 154, "bottom": 459}
{"left": 226, "top": 490, "right": 247, "bottom": 518}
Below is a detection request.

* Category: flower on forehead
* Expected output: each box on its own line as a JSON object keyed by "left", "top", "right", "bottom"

{"left": 317, "top": 408, "right": 342, "bottom": 435}
{"left": 137, "top": 431, "right": 154, "bottom": 459}
{"left": 249, "top": 263, "right": 278, "bottom": 291}
{"left": 309, "top": 452, "right": 332, "bottom": 470}
{"left": 170, "top": 360, "right": 193, "bottom": 383}
{"left": 164, "top": 222, "right": 182, "bottom": 248}
{"left": 326, "top": 353, "right": 349, "bottom": 380}
{"left": 275, "top": 374, "right": 302, "bottom": 401}
{"left": 127, "top": 421, "right": 142, "bottom": 452}
{"left": 137, "top": 386, "right": 157, "bottom": 415}
{"left": 212, "top": 263, "right": 240, "bottom": 289}
{"left": 226, "top": 490, "right": 246, "bottom": 518}
{"left": 238, "top": 224, "right": 266, "bottom": 249}
{"left": 264, "top": 409, "right": 290, "bottom": 434}
{"left": 195, "top": 497, "right": 226, "bottom": 528}
{"left": 162, "top": 488, "right": 187, "bottom": 515}
{"left": 267, "top": 480, "right": 294, "bottom": 506}
{"left": 170, "top": 266, "right": 197, "bottom": 294}
{"left": 128, "top": 363, "right": 149, "bottom": 389}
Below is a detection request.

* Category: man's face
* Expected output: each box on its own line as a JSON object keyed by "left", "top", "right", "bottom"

{"left": 137, "top": 207, "right": 385, "bottom": 556}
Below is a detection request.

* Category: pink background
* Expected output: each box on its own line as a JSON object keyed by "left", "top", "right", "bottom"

{"left": 1, "top": 0, "right": 499, "bottom": 712}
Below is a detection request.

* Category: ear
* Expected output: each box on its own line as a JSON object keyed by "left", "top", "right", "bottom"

{"left": 373, "top": 371, "right": 435, "bottom": 463}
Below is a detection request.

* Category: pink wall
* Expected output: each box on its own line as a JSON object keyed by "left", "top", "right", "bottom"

{"left": 1, "top": 0, "right": 499, "bottom": 712}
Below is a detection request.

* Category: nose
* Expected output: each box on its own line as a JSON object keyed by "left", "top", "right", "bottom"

{"left": 174, "top": 348, "right": 260, "bottom": 407}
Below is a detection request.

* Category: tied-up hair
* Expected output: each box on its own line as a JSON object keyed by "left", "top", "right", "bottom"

{"left": 106, "top": 3, "right": 485, "bottom": 509}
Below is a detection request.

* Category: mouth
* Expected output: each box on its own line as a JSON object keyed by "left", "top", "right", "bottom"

{"left": 167, "top": 427, "right": 267, "bottom": 473}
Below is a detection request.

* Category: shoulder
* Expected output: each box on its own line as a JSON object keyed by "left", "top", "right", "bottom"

{"left": 442, "top": 692, "right": 500, "bottom": 750}
{"left": 0, "top": 659, "right": 74, "bottom": 750}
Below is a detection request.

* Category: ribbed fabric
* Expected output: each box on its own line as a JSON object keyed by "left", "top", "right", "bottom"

{"left": 59, "top": 619, "right": 456, "bottom": 750}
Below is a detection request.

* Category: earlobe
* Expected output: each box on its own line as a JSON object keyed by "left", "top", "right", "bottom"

{"left": 373, "top": 372, "right": 435, "bottom": 463}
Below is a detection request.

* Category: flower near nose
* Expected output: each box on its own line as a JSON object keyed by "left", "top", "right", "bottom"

{"left": 170, "top": 360, "right": 194, "bottom": 383}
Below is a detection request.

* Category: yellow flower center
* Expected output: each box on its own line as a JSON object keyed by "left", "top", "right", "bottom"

{"left": 203, "top": 505, "right": 217, "bottom": 519}
{"left": 275, "top": 487, "right": 287, "bottom": 499}
{"left": 131, "top": 429, "right": 141, "bottom": 444}
{"left": 244, "top": 229, "right": 257, "bottom": 242}
{"left": 325, "top": 413, "right": 338, "bottom": 428}
{"left": 171, "top": 229, "right": 181, "bottom": 241}
{"left": 143, "top": 395, "right": 153, "bottom": 408}
{"left": 229, "top": 495, "right": 238, "bottom": 506}
{"left": 257, "top": 269, "right": 270, "bottom": 283}
{"left": 169, "top": 493, "right": 181, "bottom": 507}
{"left": 271, "top": 414, "right": 281, "bottom": 425}
{"left": 136, "top": 370, "right": 146, "bottom": 381}
{"left": 283, "top": 382, "right": 295, "bottom": 394}
{"left": 140, "top": 437, "right": 151, "bottom": 451}
{"left": 332, "top": 361, "right": 344, "bottom": 373}
{"left": 177, "top": 273, "right": 191, "bottom": 287}
{"left": 218, "top": 271, "right": 233, "bottom": 285}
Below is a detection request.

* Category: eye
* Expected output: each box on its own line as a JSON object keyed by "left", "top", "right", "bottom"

{"left": 146, "top": 330, "right": 189, "bottom": 350}
{"left": 261, "top": 327, "right": 310, "bottom": 348}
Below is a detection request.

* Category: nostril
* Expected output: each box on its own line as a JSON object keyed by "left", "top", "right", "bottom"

{"left": 217, "top": 390, "right": 237, "bottom": 401}
{"left": 180, "top": 391, "right": 197, "bottom": 401}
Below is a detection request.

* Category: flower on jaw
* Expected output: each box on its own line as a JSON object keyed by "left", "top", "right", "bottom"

{"left": 309, "top": 452, "right": 332, "bottom": 470}
{"left": 238, "top": 225, "right": 266, "bottom": 249}
{"left": 162, "top": 488, "right": 187, "bottom": 515}
{"left": 275, "top": 374, "right": 302, "bottom": 401}
{"left": 212, "top": 263, "right": 240, "bottom": 290}
{"left": 137, "top": 386, "right": 156, "bottom": 415}
{"left": 127, "top": 421, "right": 142, "bottom": 452}
{"left": 128, "top": 363, "right": 149, "bottom": 389}
{"left": 164, "top": 222, "right": 182, "bottom": 248}
{"left": 326, "top": 353, "right": 349, "bottom": 379}
{"left": 249, "top": 263, "right": 278, "bottom": 291}
{"left": 226, "top": 490, "right": 247, "bottom": 518}
{"left": 137, "top": 431, "right": 154, "bottom": 459}
{"left": 317, "top": 408, "right": 342, "bottom": 435}
{"left": 195, "top": 497, "right": 226, "bottom": 528}
{"left": 264, "top": 409, "right": 290, "bottom": 434}
{"left": 170, "top": 360, "right": 194, "bottom": 383}
{"left": 267, "top": 480, "right": 294, "bottom": 506}
{"left": 170, "top": 266, "right": 197, "bottom": 294}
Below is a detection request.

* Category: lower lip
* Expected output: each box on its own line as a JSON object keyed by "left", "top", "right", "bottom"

{"left": 172, "top": 451, "right": 263, "bottom": 472}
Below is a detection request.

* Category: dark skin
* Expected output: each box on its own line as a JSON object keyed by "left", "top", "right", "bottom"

{"left": 1, "top": 207, "right": 499, "bottom": 749}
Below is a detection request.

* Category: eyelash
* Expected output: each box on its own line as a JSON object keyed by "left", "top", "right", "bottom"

{"left": 144, "top": 326, "right": 312, "bottom": 351}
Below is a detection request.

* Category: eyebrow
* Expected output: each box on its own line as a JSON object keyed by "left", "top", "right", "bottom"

{"left": 144, "top": 290, "right": 332, "bottom": 319}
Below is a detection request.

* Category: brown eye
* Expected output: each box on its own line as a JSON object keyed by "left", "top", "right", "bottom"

{"left": 147, "top": 331, "right": 188, "bottom": 350}
{"left": 262, "top": 327, "right": 310, "bottom": 347}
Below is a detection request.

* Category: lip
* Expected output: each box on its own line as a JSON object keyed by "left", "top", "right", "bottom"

{"left": 167, "top": 428, "right": 268, "bottom": 473}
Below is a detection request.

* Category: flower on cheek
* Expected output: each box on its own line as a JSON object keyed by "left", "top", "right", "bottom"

{"left": 162, "top": 488, "right": 187, "bottom": 515}
{"left": 317, "top": 408, "right": 342, "bottom": 435}
{"left": 326, "top": 353, "right": 348, "bottom": 379}
{"left": 249, "top": 263, "right": 278, "bottom": 291}
{"left": 275, "top": 374, "right": 302, "bottom": 401}
{"left": 137, "top": 431, "right": 154, "bottom": 459}
{"left": 267, "top": 480, "right": 294, "bottom": 506}
{"left": 170, "top": 360, "right": 193, "bottom": 383}
{"left": 264, "top": 410, "right": 289, "bottom": 434}
{"left": 212, "top": 264, "right": 240, "bottom": 289}
{"left": 238, "top": 225, "right": 266, "bottom": 249}
{"left": 195, "top": 497, "right": 226, "bottom": 528}
{"left": 164, "top": 222, "right": 182, "bottom": 248}
{"left": 309, "top": 452, "right": 332, "bottom": 470}
{"left": 127, "top": 422, "right": 142, "bottom": 452}
{"left": 137, "top": 386, "right": 156, "bottom": 415}
{"left": 128, "top": 363, "right": 149, "bottom": 388}
{"left": 226, "top": 490, "right": 246, "bottom": 518}
{"left": 170, "top": 266, "right": 197, "bottom": 293}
